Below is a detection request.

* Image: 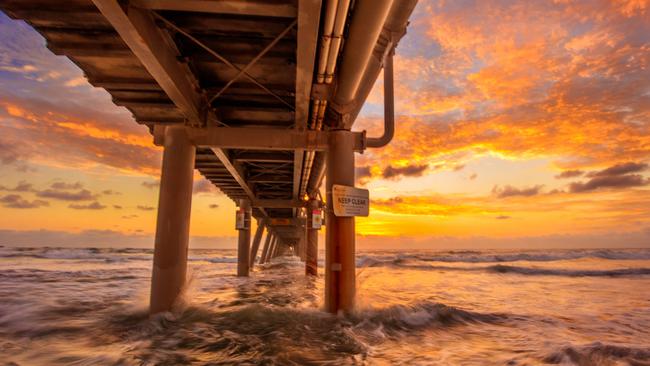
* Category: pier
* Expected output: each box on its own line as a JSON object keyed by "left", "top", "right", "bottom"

{"left": 0, "top": 0, "right": 417, "bottom": 314}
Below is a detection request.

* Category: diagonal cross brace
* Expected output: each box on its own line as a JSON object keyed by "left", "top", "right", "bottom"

{"left": 210, "top": 19, "right": 298, "bottom": 104}
{"left": 152, "top": 12, "right": 295, "bottom": 111}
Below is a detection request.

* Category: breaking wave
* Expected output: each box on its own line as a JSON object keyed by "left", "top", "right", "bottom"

{"left": 358, "top": 258, "right": 650, "bottom": 277}
{"left": 358, "top": 248, "right": 650, "bottom": 265}
{"left": 543, "top": 342, "right": 650, "bottom": 365}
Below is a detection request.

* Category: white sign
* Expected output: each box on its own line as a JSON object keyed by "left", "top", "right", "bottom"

{"left": 332, "top": 185, "right": 369, "bottom": 217}
{"left": 312, "top": 209, "right": 322, "bottom": 229}
{"left": 235, "top": 209, "right": 246, "bottom": 230}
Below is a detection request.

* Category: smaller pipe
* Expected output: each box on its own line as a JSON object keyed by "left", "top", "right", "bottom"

{"left": 366, "top": 51, "right": 394, "bottom": 148}
{"left": 324, "top": 0, "right": 351, "bottom": 83}
{"left": 317, "top": 0, "right": 339, "bottom": 83}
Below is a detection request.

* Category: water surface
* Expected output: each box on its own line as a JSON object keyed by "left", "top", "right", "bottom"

{"left": 1, "top": 246, "right": 649, "bottom": 365}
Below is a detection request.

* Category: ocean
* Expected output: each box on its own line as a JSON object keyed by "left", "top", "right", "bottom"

{"left": 0, "top": 246, "right": 649, "bottom": 365}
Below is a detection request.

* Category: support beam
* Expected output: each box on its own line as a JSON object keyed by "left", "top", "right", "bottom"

{"left": 249, "top": 219, "right": 266, "bottom": 268}
{"left": 234, "top": 152, "right": 293, "bottom": 164}
{"left": 131, "top": 0, "right": 297, "bottom": 18}
{"left": 149, "top": 126, "right": 195, "bottom": 314}
{"left": 306, "top": 199, "right": 320, "bottom": 276}
{"left": 325, "top": 130, "right": 356, "bottom": 314}
{"left": 91, "top": 0, "right": 205, "bottom": 125}
{"left": 252, "top": 199, "right": 304, "bottom": 209}
{"left": 190, "top": 127, "right": 359, "bottom": 151}
{"left": 210, "top": 148, "right": 267, "bottom": 217}
{"left": 237, "top": 199, "right": 252, "bottom": 276}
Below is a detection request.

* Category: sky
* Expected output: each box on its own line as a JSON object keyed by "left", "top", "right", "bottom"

{"left": 1, "top": 0, "right": 649, "bottom": 249}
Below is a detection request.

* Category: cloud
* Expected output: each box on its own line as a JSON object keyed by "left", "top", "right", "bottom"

{"left": 68, "top": 201, "right": 106, "bottom": 210}
{"left": 36, "top": 188, "right": 95, "bottom": 201}
{"left": 50, "top": 181, "right": 83, "bottom": 190}
{"left": 492, "top": 185, "right": 544, "bottom": 198}
{"left": 354, "top": 0, "right": 650, "bottom": 173}
{"left": 356, "top": 166, "right": 372, "bottom": 179}
{"left": 208, "top": 204, "right": 219, "bottom": 209}
{"left": 372, "top": 195, "right": 493, "bottom": 216}
{"left": 121, "top": 214, "right": 138, "bottom": 219}
{"left": 469, "top": 173, "right": 477, "bottom": 180}
{"left": 137, "top": 205, "right": 155, "bottom": 211}
{"left": 355, "top": 166, "right": 373, "bottom": 185}
{"left": 0, "top": 194, "right": 49, "bottom": 209}
{"left": 113, "top": 205, "right": 123, "bottom": 209}
{"left": 495, "top": 215, "right": 511, "bottom": 220}
{"left": 567, "top": 161, "right": 650, "bottom": 192}
{"left": 587, "top": 162, "right": 648, "bottom": 177}
{"left": 555, "top": 170, "right": 584, "bottom": 179}
{"left": 102, "top": 189, "right": 120, "bottom": 195}
{"left": 382, "top": 164, "right": 428, "bottom": 180}
{"left": 569, "top": 174, "right": 649, "bottom": 193}
{"left": 0, "top": 180, "right": 35, "bottom": 192}
{"left": 141, "top": 180, "right": 160, "bottom": 189}
{"left": 193, "top": 178, "right": 219, "bottom": 194}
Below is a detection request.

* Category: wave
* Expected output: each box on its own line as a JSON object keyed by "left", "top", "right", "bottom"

{"left": 358, "top": 258, "right": 650, "bottom": 277}
{"left": 371, "top": 249, "right": 650, "bottom": 264}
{"left": 543, "top": 342, "right": 650, "bottom": 365}
{"left": 486, "top": 264, "right": 650, "bottom": 277}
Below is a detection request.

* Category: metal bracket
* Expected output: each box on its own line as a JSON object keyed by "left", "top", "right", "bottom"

{"left": 310, "top": 82, "right": 333, "bottom": 101}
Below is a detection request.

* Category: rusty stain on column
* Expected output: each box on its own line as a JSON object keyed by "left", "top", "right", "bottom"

{"left": 325, "top": 129, "right": 356, "bottom": 314}
{"left": 150, "top": 125, "right": 195, "bottom": 314}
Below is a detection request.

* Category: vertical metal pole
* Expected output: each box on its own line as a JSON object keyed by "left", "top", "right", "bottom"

{"left": 257, "top": 230, "right": 272, "bottom": 266}
{"left": 325, "top": 129, "right": 356, "bottom": 314}
{"left": 150, "top": 126, "right": 195, "bottom": 314}
{"left": 306, "top": 199, "right": 319, "bottom": 276}
{"left": 237, "top": 199, "right": 252, "bottom": 276}
{"left": 249, "top": 219, "right": 265, "bottom": 268}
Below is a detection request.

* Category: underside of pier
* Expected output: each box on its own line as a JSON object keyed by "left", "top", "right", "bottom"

{"left": 1, "top": 0, "right": 417, "bottom": 314}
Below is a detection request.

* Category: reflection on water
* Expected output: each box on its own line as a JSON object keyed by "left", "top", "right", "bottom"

{"left": 0, "top": 246, "right": 649, "bottom": 365}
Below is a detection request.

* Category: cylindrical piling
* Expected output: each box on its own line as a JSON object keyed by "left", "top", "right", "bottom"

{"left": 257, "top": 231, "right": 272, "bottom": 267}
{"left": 237, "top": 199, "right": 252, "bottom": 276}
{"left": 306, "top": 199, "right": 320, "bottom": 276}
{"left": 150, "top": 126, "right": 195, "bottom": 314}
{"left": 249, "top": 219, "right": 265, "bottom": 268}
{"left": 325, "top": 130, "right": 356, "bottom": 314}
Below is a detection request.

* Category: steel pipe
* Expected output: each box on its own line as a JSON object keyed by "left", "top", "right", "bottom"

{"left": 366, "top": 51, "right": 394, "bottom": 148}
{"left": 333, "top": 0, "right": 394, "bottom": 106}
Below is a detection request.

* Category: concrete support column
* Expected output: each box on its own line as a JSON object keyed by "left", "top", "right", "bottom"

{"left": 150, "top": 125, "right": 195, "bottom": 314}
{"left": 261, "top": 234, "right": 274, "bottom": 264}
{"left": 249, "top": 219, "right": 265, "bottom": 268}
{"left": 256, "top": 230, "right": 272, "bottom": 267}
{"left": 237, "top": 199, "right": 252, "bottom": 276}
{"left": 306, "top": 199, "right": 320, "bottom": 276}
{"left": 273, "top": 238, "right": 281, "bottom": 258}
{"left": 325, "top": 130, "right": 356, "bottom": 314}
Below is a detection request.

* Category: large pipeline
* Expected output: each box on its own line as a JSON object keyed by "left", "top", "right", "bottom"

{"left": 307, "top": 0, "right": 418, "bottom": 196}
